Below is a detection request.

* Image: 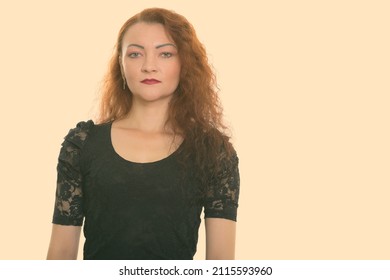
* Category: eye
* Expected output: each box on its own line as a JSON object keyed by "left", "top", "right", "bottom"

{"left": 128, "top": 52, "right": 141, "bottom": 58}
{"left": 161, "top": 52, "right": 173, "bottom": 58}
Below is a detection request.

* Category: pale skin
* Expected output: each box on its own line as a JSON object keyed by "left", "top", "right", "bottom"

{"left": 47, "top": 22, "right": 236, "bottom": 260}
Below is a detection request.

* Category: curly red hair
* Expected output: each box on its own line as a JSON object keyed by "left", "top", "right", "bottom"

{"left": 97, "top": 8, "right": 235, "bottom": 196}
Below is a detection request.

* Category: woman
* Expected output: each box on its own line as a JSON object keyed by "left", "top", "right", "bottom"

{"left": 47, "top": 7, "right": 240, "bottom": 260}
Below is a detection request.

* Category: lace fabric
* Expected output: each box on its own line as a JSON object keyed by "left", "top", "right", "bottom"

{"left": 204, "top": 151, "right": 240, "bottom": 221}
{"left": 52, "top": 120, "right": 94, "bottom": 226}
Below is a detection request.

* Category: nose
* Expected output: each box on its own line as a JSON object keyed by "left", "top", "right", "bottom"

{"left": 141, "top": 55, "right": 158, "bottom": 73}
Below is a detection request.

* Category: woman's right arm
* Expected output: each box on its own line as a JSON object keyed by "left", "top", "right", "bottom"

{"left": 48, "top": 121, "right": 94, "bottom": 260}
{"left": 47, "top": 224, "right": 82, "bottom": 260}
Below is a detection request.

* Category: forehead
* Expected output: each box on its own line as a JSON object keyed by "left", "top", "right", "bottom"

{"left": 122, "top": 22, "right": 174, "bottom": 46}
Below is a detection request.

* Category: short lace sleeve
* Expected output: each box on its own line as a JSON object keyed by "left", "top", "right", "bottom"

{"left": 52, "top": 120, "right": 94, "bottom": 226}
{"left": 204, "top": 149, "right": 240, "bottom": 222}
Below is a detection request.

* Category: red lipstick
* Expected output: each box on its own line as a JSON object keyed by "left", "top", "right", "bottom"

{"left": 141, "top": 79, "right": 161, "bottom": 85}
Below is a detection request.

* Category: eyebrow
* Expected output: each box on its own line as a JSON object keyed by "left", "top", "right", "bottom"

{"left": 126, "top": 43, "right": 177, "bottom": 49}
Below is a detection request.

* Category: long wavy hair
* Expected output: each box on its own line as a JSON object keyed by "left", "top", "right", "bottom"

{"left": 97, "top": 8, "right": 235, "bottom": 199}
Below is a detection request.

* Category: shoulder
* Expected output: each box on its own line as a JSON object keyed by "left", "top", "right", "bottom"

{"left": 213, "top": 130, "right": 238, "bottom": 169}
{"left": 203, "top": 128, "right": 239, "bottom": 186}
{"left": 65, "top": 120, "right": 95, "bottom": 138}
{"left": 63, "top": 120, "right": 95, "bottom": 148}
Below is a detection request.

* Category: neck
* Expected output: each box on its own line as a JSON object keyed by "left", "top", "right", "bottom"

{"left": 121, "top": 98, "right": 172, "bottom": 134}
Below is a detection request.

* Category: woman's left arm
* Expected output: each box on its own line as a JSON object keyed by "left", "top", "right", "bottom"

{"left": 205, "top": 218, "right": 236, "bottom": 260}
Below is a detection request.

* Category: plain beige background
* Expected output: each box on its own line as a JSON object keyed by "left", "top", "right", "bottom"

{"left": 0, "top": 0, "right": 389, "bottom": 260}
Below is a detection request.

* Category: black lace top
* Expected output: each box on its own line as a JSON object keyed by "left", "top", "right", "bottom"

{"left": 52, "top": 120, "right": 240, "bottom": 260}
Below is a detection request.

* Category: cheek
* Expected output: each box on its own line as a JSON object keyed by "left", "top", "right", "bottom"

{"left": 170, "top": 63, "right": 181, "bottom": 80}
{"left": 123, "top": 62, "right": 139, "bottom": 77}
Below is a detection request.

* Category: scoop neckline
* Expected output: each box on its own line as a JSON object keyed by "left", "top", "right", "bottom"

{"left": 107, "top": 121, "right": 183, "bottom": 165}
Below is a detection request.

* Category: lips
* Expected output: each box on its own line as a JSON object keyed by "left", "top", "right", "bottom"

{"left": 141, "top": 79, "right": 161, "bottom": 85}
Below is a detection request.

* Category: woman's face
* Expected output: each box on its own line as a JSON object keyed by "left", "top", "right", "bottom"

{"left": 120, "top": 22, "right": 181, "bottom": 104}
